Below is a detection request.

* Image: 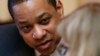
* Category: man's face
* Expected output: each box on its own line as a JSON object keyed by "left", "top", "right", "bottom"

{"left": 12, "top": 0, "right": 63, "bottom": 55}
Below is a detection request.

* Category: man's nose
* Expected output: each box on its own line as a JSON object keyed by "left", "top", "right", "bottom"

{"left": 32, "top": 26, "right": 46, "bottom": 39}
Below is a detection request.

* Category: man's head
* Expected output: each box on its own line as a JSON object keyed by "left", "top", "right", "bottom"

{"left": 8, "top": 0, "right": 63, "bottom": 55}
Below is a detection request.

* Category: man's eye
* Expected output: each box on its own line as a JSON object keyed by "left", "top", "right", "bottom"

{"left": 20, "top": 25, "right": 32, "bottom": 33}
{"left": 39, "top": 16, "right": 51, "bottom": 25}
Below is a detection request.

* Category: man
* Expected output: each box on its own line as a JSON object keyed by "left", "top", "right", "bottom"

{"left": 8, "top": 0, "right": 68, "bottom": 56}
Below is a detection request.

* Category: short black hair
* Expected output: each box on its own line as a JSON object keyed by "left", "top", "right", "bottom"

{"left": 8, "top": 0, "right": 56, "bottom": 19}
{"left": 47, "top": 0, "right": 56, "bottom": 8}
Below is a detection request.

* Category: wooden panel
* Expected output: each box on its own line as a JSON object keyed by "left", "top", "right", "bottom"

{"left": 61, "top": 0, "right": 78, "bottom": 16}
{"left": 0, "top": 0, "right": 12, "bottom": 23}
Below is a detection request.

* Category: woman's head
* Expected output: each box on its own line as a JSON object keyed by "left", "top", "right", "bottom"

{"left": 57, "top": 3, "right": 100, "bottom": 56}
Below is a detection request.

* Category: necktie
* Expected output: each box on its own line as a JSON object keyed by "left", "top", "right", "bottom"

{"left": 57, "top": 44, "right": 68, "bottom": 56}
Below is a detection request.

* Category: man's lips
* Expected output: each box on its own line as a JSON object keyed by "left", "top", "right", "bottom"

{"left": 36, "top": 40, "right": 52, "bottom": 50}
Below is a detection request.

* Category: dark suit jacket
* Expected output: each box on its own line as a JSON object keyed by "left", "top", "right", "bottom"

{"left": 0, "top": 23, "right": 35, "bottom": 56}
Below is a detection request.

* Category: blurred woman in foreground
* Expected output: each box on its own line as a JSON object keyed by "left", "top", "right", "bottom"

{"left": 57, "top": 3, "right": 100, "bottom": 56}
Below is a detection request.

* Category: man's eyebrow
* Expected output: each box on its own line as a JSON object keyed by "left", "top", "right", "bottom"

{"left": 18, "top": 20, "right": 28, "bottom": 24}
{"left": 38, "top": 12, "right": 50, "bottom": 18}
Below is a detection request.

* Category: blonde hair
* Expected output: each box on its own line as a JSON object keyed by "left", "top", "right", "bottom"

{"left": 57, "top": 3, "right": 100, "bottom": 56}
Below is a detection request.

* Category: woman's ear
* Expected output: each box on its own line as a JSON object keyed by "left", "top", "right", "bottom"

{"left": 56, "top": 0, "right": 64, "bottom": 18}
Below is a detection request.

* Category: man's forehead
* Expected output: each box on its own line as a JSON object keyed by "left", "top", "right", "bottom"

{"left": 14, "top": 0, "right": 49, "bottom": 5}
{"left": 12, "top": 0, "right": 53, "bottom": 16}
{"left": 12, "top": 0, "right": 56, "bottom": 21}
{"left": 13, "top": 0, "right": 50, "bottom": 10}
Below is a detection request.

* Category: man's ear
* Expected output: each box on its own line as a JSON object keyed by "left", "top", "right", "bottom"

{"left": 56, "top": 0, "right": 64, "bottom": 18}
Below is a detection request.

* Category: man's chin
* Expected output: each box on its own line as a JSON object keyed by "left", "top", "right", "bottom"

{"left": 38, "top": 45, "right": 56, "bottom": 55}
{"left": 40, "top": 50, "right": 54, "bottom": 55}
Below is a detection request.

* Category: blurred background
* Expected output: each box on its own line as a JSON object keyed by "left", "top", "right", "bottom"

{"left": 0, "top": 0, "right": 100, "bottom": 24}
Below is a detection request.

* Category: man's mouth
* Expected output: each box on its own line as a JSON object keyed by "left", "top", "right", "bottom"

{"left": 37, "top": 40, "right": 52, "bottom": 50}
